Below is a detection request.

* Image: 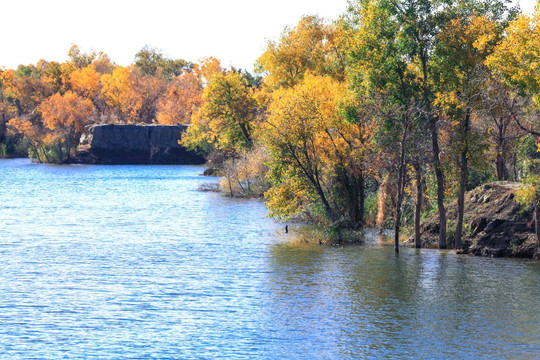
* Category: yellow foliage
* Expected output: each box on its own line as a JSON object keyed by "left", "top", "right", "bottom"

{"left": 257, "top": 15, "right": 344, "bottom": 89}
{"left": 69, "top": 65, "right": 100, "bottom": 99}
{"left": 182, "top": 71, "right": 257, "bottom": 153}
{"left": 486, "top": 4, "right": 540, "bottom": 105}
{"left": 100, "top": 66, "right": 143, "bottom": 123}
{"left": 263, "top": 74, "right": 375, "bottom": 222}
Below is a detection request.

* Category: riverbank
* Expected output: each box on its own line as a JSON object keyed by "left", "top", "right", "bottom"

{"left": 406, "top": 181, "right": 540, "bottom": 259}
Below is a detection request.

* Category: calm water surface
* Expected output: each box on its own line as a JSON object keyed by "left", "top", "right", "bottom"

{"left": 1, "top": 158, "right": 539, "bottom": 359}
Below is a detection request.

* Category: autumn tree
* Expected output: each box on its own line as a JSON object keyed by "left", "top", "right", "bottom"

{"left": 257, "top": 15, "right": 345, "bottom": 89}
{"left": 182, "top": 71, "right": 258, "bottom": 154}
{"left": 156, "top": 70, "right": 203, "bottom": 125}
{"left": 7, "top": 116, "right": 50, "bottom": 162}
{"left": 345, "top": 0, "right": 513, "bottom": 250}
{"left": 344, "top": 0, "right": 428, "bottom": 250}
{"left": 134, "top": 46, "right": 190, "bottom": 78}
{"left": 193, "top": 56, "right": 223, "bottom": 84}
{"left": 487, "top": 2, "right": 540, "bottom": 242}
{"left": 69, "top": 65, "right": 101, "bottom": 100}
{"left": 434, "top": 14, "right": 503, "bottom": 248}
{"left": 68, "top": 44, "right": 113, "bottom": 73}
{"left": 263, "top": 74, "right": 373, "bottom": 229}
{"left": 40, "top": 91, "right": 94, "bottom": 162}
{"left": 6, "top": 64, "right": 54, "bottom": 115}
{"left": 100, "top": 66, "right": 166, "bottom": 123}
{"left": 0, "top": 68, "right": 9, "bottom": 143}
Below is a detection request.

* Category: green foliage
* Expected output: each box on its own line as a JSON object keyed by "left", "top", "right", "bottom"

{"left": 364, "top": 191, "right": 379, "bottom": 227}
{"left": 182, "top": 71, "right": 258, "bottom": 155}
{"left": 134, "top": 46, "right": 189, "bottom": 78}
{"left": 0, "top": 135, "right": 28, "bottom": 158}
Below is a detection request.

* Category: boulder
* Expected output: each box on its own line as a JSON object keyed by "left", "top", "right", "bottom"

{"left": 406, "top": 182, "right": 539, "bottom": 259}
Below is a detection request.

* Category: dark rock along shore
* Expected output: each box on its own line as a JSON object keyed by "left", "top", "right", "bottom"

{"left": 407, "top": 182, "right": 539, "bottom": 259}
{"left": 76, "top": 124, "right": 205, "bottom": 165}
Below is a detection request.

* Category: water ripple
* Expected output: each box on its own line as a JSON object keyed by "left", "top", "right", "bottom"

{"left": 0, "top": 159, "right": 539, "bottom": 359}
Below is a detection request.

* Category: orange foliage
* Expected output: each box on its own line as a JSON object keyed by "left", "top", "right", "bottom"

{"left": 156, "top": 71, "right": 202, "bottom": 124}
{"left": 100, "top": 66, "right": 142, "bottom": 123}
{"left": 40, "top": 91, "right": 94, "bottom": 134}
{"left": 69, "top": 66, "right": 101, "bottom": 99}
{"left": 194, "top": 57, "right": 223, "bottom": 83}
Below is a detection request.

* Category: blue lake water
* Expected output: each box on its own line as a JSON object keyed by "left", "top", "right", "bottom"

{"left": 1, "top": 158, "right": 539, "bottom": 359}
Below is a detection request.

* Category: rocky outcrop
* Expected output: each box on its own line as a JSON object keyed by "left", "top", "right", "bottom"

{"left": 76, "top": 124, "right": 205, "bottom": 165}
{"left": 406, "top": 182, "right": 539, "bottom": 259}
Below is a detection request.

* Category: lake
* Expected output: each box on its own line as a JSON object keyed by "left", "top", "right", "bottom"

{"left": 1, "top": 158, "right": 539, "bottom": 359}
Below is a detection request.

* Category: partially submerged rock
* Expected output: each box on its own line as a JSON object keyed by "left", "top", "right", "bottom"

{"left": 406, "top": 182, "right": 539, "bottom": 259}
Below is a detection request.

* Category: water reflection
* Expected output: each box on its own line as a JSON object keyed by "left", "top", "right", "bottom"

{"left": 267, "top": 235, "right": 540, "bottom": 359}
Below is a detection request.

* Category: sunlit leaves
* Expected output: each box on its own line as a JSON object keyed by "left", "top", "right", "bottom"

{"left": 257, "top": 15, "right": 345, "bottom": 89}
{"left": 40, "top": 91, "right": 94, "bottom": 134}
{"left": 486, "top": 3, "right": 540, "bottom": 105}
{"left": 156, "top": 71, "right": 203, "bottom": 125}
{"left": 182, "top": 71, "right": 257, "bottom": 153}
{"left": 100, "top": 66, "right": 143, "bottom": 123}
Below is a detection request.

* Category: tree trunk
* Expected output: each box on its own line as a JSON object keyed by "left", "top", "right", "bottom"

{"left": 358, "top": 169, "right": 365, "bottom": 227}
{"left": 413, "top": 162, "right": 423, "bottom": 249}
{"left": 430, "top": 117, "right": 447, "bottom": 249}
{"left": 0, "top": 112, "right": 6, "bottom": 143}
{"left": 317, "top": 185, "right": 336, "bottom": 224}
{"left": 455, "top": 110, "right": 470, "bottom": 249}
{"left": 534, "top": 201, "right": 540, "bottom": 244}
{"left": 394, "top": 125, "right": 408, "bottom": 253}
{"left": 495, "top": 123, "right": 508, "bottom": 181}
{"left": 377, "top": 176, "right": 388, "bottom": 233}
{"left": 338, "top": 167, "right": 360, "bottom": 227}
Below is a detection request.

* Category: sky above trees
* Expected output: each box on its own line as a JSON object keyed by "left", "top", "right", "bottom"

{"left": 1, "top": 0, "right": 351, "bottom": 72}
{"left": 2, "top": 1, "right": 537, "bottom": 72}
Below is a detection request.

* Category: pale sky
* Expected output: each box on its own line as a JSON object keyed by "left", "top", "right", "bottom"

{"left": 1, "top": 0, "right": 537, "bottom": 73}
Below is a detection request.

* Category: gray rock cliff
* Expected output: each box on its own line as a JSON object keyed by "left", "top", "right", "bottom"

{"left": 77, "top": 124, "right": 205, "bottom": 165}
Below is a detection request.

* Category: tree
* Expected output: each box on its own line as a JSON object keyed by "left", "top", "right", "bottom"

{"left": 344, "top": 0, "right": 426, "bottom": 251}
{"left": 257, "top": 15, "right": 345, "bottom": 89}
{"left": 486, "top": 3, "right": 540, "bottom": 109}
{"left": 477, "top": 73, "right": 525, "bottom": 181}
{"left": 156, "top": 71, "right": 203, "bottom": 125}
{"left": 69, "top": 65, "right": 101, "bottom": 100}
{"left": 193, "top": 56, "right": 223, "bottom": 84}
{"left": 40, "top": 91, "right": 94, "bottom": 162}
{"left": 487, "top": 2, "right": 540, "bottom": 243}
{"left": 6, "top": 64, "right": 54, "bottom": 115}
{"left": 434, "top": 14, "right": 501, "bottom": 248}
{"left": 7, "top": 116, "right": 50, "bottom": 162}
{"left": 345, "top": 0, "right": 513, "bottom": 250}
{"left": 263, "top": 74, "right": 373, "bottom": 230}
{"left": 68, "top": 44, "right": 113, "bottom": 73}
{"left": 100, "top": 66, "right": 143, "bottom": 123}
{"left": 182, "top": 71, "right": 258, "bottom": 154}
{"left": 134, "top": 46, "right": 189, "bottom": 78}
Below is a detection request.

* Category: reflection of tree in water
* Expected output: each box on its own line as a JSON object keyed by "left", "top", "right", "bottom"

{"left": 262, "top": 242, "right": 350, "bottom": 357}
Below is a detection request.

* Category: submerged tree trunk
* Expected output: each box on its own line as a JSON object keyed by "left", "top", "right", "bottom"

{"left": 377, "top": 175, "right": 388, "bottom": 233}
{"left": 430, "top": 117, "right": 447, "bottom": 249}
{"left": 394, "top": 123, "right": 408, "bottom": 253}
{"left": 455, "top": 110, "right": 470, "bottom": 249}
{"left": 413, "top": 161, "right": 423, "bottom": 249}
